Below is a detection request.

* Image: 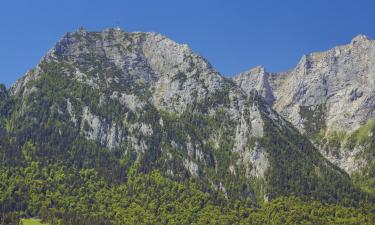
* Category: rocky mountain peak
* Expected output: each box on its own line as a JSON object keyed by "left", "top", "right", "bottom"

{"left": 233, "top": 65, "right": 275, "bottom": 105}
{"left": 248, "top": 65, "right": 265, "bottom": 74}
{"left": 351, "top": 34, "right": 371, "bottom": 45}
{"left": 42, "top": 28, "right": 215, "bottom": 87}
{"left": 234, "top": 34, "right": 375, "bottom": 176}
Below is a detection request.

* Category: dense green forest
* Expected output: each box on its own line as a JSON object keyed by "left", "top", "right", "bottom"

{"left": 1, "top": 138, "right": 374, "bottom": 224}
{"left": 1, "top": 163, "right": 375, "bottom": 225}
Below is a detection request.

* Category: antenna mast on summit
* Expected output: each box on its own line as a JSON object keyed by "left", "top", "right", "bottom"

{"left": 115, "top": 21, "right": 121, "bottom": 31}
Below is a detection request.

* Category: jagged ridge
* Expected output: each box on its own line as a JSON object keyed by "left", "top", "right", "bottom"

{"left": 233, "top": 35, "right": 375, "bottom": 192}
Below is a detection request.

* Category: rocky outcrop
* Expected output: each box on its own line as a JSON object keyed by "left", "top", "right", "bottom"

{"left": 233, "top": 66, "right": 275, "bottom": 105}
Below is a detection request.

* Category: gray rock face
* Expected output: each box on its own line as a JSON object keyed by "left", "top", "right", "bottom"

{"left": 44, "top": 28, "right": 158, "bottom": 85}
{"left": 234, "top": 34, "right": 375, "bottom": 174}
{"left": 233, "top": 66, "right": 275, "bottom": 105}
{"left": 80, "top": 106, "right": 123, "bottom": 149}
{"left": 277, "top": 35, "right": 374, "bottom": 133}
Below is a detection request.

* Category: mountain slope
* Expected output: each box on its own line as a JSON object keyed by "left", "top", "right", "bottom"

{"left": 4, "top": 28, "right": 363, "bottom": 203}
{"left": 233, "top": 35, "right": 375, "bottom": 192}
{"left": 1, "top": 28, "right": 372, "bottom": 224}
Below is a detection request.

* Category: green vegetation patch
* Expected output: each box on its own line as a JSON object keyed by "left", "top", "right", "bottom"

{"left": 299, "top": 104, "right": 327, "bottom": 140}
{"left": 21, "top": 218, "right": 46, "bottom": 225}
{"left": 346, "top": 119, "right": 375, "bottom": 150}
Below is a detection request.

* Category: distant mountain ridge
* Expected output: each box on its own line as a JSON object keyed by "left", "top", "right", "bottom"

{"left": 234, "top": 35, "right": 375, "bottom": 190}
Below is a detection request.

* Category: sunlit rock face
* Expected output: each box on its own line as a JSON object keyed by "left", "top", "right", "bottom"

{"left": 234, "top": 34, "right": 375, "bottom": 174}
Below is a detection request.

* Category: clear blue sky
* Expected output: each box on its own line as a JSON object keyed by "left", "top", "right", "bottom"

{"left": 1, "top": 0, "right": 375, "bottom": 87}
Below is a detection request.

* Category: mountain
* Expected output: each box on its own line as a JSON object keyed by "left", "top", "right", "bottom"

{"left": 234, "top": 34, "right": 375, "bottom": 192}
{"left": 1, "top": 28, "right": 373, "bottom": 224}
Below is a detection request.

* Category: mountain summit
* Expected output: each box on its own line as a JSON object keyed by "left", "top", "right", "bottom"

{"left": 234, "top": 35, "right": 375, "bottom": 188}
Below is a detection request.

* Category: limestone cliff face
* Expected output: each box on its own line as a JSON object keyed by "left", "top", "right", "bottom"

{"left": 233, "top": 66, "right": 275, "bottom": 105}
{"left": 275, "top": 35, "right": 374, "bottom": 133}
{"left": 234, "top": 34, "right": 375, "bottom": 175}
{"left": 6, "top": 28, "right": 351, "bottom": 202}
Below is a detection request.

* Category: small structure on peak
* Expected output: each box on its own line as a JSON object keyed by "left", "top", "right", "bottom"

{"left": 351, "top": 34, "right": 370, "bottom": 45}
{"left": 115, "top": 21, "right": 122, "bottom": 31}
{"left": 76, "top": 26, "right": 88, "bottom": 36}
{"left": 78, "top": 26, "right": 86, "bottom": 32}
